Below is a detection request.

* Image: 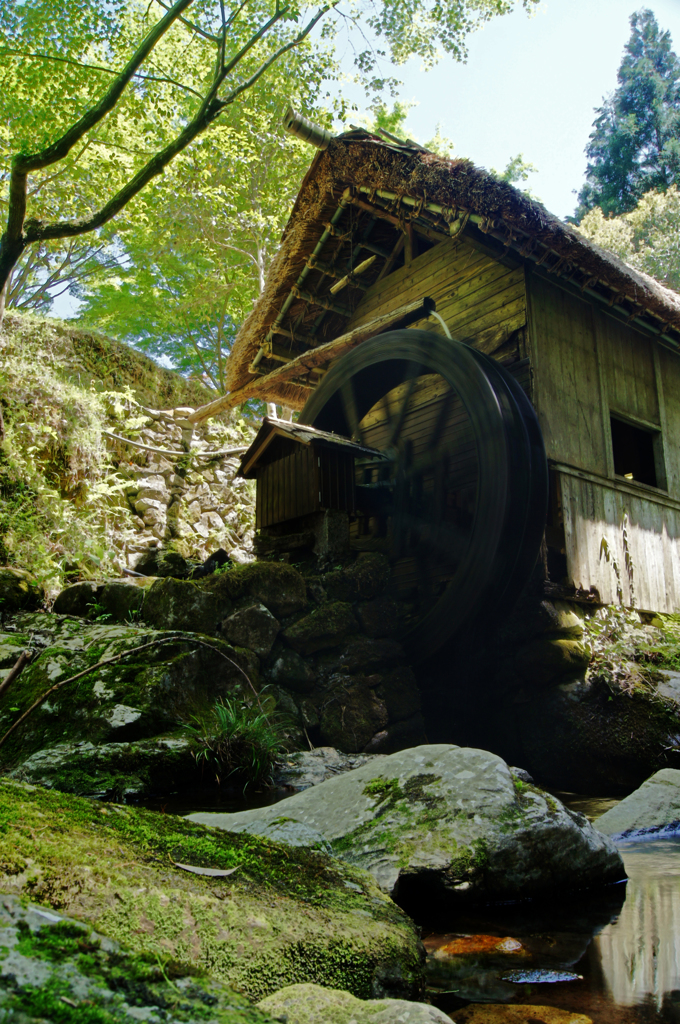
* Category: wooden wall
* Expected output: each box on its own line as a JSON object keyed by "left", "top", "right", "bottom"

{"left": 560, "top": 472, "right": 680, "bottom": 610}
{"left": 346, "top": 237, "right": 527, "bottom": 358}
{"left": 528, "top": 271, "right": 680, "bottom": 612}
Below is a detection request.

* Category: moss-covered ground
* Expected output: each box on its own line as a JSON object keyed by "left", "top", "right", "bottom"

{"left": 0, "top": 612, "right": 253, "bottom": 772}
{"left": 0, "top": 780, "right": 422, "bottom": 1002}
{"left": 0, "top": 894, "right": 274, "bottom": 1023}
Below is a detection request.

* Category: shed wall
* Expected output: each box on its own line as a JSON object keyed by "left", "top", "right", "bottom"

{"left": 345, "top": 237, "right": 526, "bottom": 357}
{"left": 528, "top": 270, "right": 680, "bottom": 612}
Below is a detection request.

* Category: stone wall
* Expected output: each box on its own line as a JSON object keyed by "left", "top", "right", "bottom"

{"left": 48, "top": 554, "right": 427, "bottom": 769}
{"left": 106, "top": 401, "right": 256, "bottom": 571}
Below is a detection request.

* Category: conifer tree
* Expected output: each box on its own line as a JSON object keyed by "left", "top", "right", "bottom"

{"left": 576, "top": 9, "right": 680, "bottom": 219}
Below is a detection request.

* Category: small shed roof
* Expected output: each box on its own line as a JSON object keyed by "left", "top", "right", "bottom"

{"left": 238, "top": 416, "right": 384, "bottom": 478}
{"left": 227, "top": 130, "right": 680, "bottom": 408}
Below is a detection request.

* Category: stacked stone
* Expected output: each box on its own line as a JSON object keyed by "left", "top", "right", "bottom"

{"left": 106, "top": 403, "right": 256, "bottom": 570}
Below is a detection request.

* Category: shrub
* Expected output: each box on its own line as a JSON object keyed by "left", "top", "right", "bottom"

{"left": 185, "top": 696, "right": 286, "bottom": 789}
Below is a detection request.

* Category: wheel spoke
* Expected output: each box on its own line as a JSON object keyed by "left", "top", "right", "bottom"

{"left": 398, "top": 511, "right": 469, "bottom": 564}
{"left": 340, "top": 378, "right": 363, "bottom": 441}
{"left": 427, "top": 386, "right": 453, "bottom": 451}
{"left": 387, "top": 359, "right": 422, "bottom": 448}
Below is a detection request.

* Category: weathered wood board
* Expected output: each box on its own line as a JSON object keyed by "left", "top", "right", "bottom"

{"left": 347, "top": 237, "right": 527, "bottom": 358}
{"left": 527, "top": 274, "right": 609, "bottom": 476}
{"left": 560, "top": 470, "right": 680, "bottom": 612}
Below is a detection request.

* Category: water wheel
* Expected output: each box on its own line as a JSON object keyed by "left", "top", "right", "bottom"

{"left": 300, "top": 330, "right": 548, "bottom": 658}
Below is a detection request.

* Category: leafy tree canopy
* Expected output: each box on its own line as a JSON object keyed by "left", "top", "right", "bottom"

{"left": 577, "top": 185, "right": 680, "bottom": 292}
{"left": 0, "top": 0, "right": 538, "bottom": 394}
{"left": 576, "top": 8, "right": 680, "bottom": 219}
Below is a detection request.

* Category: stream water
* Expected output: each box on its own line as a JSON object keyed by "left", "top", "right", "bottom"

{"left": 158, "top": 785, "right": 680, "bottom": 1022}
{"left": 424, "top": 799, "right": 680, "bottom": 1023}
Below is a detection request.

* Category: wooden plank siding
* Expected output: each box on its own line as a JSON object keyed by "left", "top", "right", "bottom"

{"left": 528, "top": 269, "right": 680, "bottom": 611}
{"left": 597, "top": 313, "right": 659, "bottom": 427}
{"left": 527, "top": 274, "right": 608, "bottom": 476}
{"left": 345, "top": 237, "right": 527, "bottom": 358}
{"left": 657, "top": 345, "right": 680, "bottom": 497}
{"left": 560, "top": 471, "right": 680, "bottom": 611}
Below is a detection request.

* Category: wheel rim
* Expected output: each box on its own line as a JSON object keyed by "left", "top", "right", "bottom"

{"left": 301, "top": 330, "right": 547, "bottom": 658}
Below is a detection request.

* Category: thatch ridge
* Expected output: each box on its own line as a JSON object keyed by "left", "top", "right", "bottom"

{"left": 227, "top": 135, "right": 680, "bottom": 401}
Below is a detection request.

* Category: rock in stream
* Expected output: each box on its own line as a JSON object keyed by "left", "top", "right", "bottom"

{"left": 188, "top": 744, "right": 625, "bottom": 908}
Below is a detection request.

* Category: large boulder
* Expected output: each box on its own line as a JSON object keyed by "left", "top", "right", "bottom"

{"left": 53, "top": 578, "right": 152, "bottom": 621}
{"left": 0, "top": 567, "right": 43, "bottom": 613}
{"left": 8, "top": 735, "right": 196, "bottom": 800}
{"left": 141, "top": 561, "right": 307, "bottom": 633}
{"left": 0, "top": 893, "right": 270, "bottom": 1024}
{"left": 594, "top": 767, "right": 680, "bottom": 839}
{"left": 141, "top": 574, "right": 230, "bottom": 632}
{"left": 0, "top": 780, "right": 423, "bottom": 1002}
{"left": 221, "top": 602, "right": 280, "bottom": 657}
{"left": 0, "top": 612, "right": 255, "bottom": 780}
{"left": 273, "top": 747, "right": 385, "bottom": 791}
{"left": 282, "top": 601, "right": 358, "bottom": 655}
{"left": 189, "top": 744, "right": 625, "bottom": 907}
{"left": 257, "top": 983, "right": 449, "bottom": 1023}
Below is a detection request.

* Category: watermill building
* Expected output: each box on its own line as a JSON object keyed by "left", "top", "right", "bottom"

{"left": 213, "top": 127, "right": 680, "bottom": 623}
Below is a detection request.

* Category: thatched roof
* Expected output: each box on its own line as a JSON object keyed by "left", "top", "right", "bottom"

{"left": 226, "top": 129, "right": 680, "bottom": 408}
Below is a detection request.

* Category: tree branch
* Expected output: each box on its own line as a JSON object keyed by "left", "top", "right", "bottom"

{"left": 15, "top": 0, "right": 196, "bottom": 175}
{"left": 0, "top": 0, "right": 339, "bottom": 291}
{"left": 0, "top": 46, "right": 204, "bottom": 99}
{"left": 154, "top": 0, "right": 219, "bottom": 42}
{"left": 218, "top": 3, "right": 336, "bottom": 107}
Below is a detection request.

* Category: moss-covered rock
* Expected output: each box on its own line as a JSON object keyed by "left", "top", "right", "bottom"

{"left": 0, "top": 780, "right": 423, "bottom": 1002}
{"left": 8, "top": 735, "right": 197, "bottom": 800}
{"left": 53, "top": 579, "right": 151, "bottom": 622}
{"left": 323, "top": 554, "right": 391, "bottom": 604}
{"left": 268, "top": 647, "right": 316, "bottom": 694}
{"left": 0, "top": 613, "right": 254, "bottom": 774}
{"left": 357, "top": 596, "right": 402, "bottom": 639}
{"left": 142, "top": 576, "right": 230, "bottom": 633}
{"left": 0, "top": 567, "right": 44, "bottom": 613}
{"left": 319, "top": 678, "right": 388, "bottom": 752}
{"left": 199, "top": 562, "right": 307, "bottom": 619}
{"left": 141, "top": 563, "right": 307, "bottom": 634}
{"left": 191, "top": 745, "right": 625, "bottom": 909}
{"left": 257, "top": 982, "right": 449, "bottom": 1023}
{"left": 283, "top": 602, "right": 358, "bottom": 656}
{"left": 0, "top": 893, "right": 272, "bottom": 1023}
{"left": 221, "top": 602, "right": 280, "bottom": 657}
{"left": 53, "top": 580, "right": 106, "bottom": 617}
{"left": 515, "top": 637, "right": 591, "bottom": 687}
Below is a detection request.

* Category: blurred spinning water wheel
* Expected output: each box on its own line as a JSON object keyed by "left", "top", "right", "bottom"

{"left": 300, "top": 329, "right": 548, "bottom": 659}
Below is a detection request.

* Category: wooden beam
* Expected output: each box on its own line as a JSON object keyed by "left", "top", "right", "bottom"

{"left": 187, "top": 297, "right": 435, "bottom": 423}
{"left": 291, "top": 285, "right": 353, "bottom": 317}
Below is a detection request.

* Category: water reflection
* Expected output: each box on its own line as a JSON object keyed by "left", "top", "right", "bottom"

{"left": 426, "top": 838, "right": 680, "bottom": 1022}
{"left": 423, "top": 883, "right": 626, "bottom": 1006}
{"left": 596, "top": 838, "right": 680, "bottom": 1009}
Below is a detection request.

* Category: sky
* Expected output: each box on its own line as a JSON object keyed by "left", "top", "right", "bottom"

{"left": 334, "top": 0, "right": 680, "bottom": 220}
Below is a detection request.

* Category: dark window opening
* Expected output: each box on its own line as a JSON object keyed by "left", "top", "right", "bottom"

{"left": 610, "top": 416, "right": 660, "bottom": 488}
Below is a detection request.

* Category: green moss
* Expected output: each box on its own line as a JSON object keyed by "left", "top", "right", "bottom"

{"left": 0, "top": 780, "right": 422, "bottom": 1002}
{"left": 0, "top": 615, "right": 251, "bottom": 771}
{"left": 283, "top": 602, "right": 358, "bottom": 655}
{"left": 3, "top": 921, "right": 273, "bottom": 1023}
{"left": 14, "top": 918, "right": 95, "bottom": 962}
{"left": 363, "top": 777, "right": 401, "bottom": 804}
{"left": 447, "top": 838, "right": 489, "bottom": 879}
{"left": 335, "top": 773, "right": 454, "bottom": 869}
